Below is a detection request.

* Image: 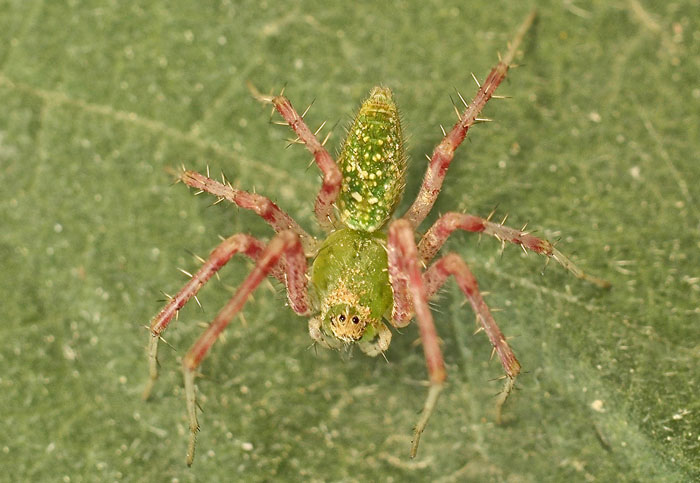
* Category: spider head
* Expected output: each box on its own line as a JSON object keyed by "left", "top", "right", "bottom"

{"left": 309, "top": 304, "right": 392, "bottom": 357}
{"left": 326, "top": 304, "right": 368, "bottom": 342}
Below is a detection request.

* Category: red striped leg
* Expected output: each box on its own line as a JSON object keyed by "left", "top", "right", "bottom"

{"left": 387, "top": 219, "right": 446, "bottom": 458}
{"left": 180, "top": 169, "right": 317, "bottom": 255}
{"left": 401, "top": 11, "right": 536, "bottom": 229}
{"left": 143, "top": 234, "right": 281, "bottom": 400}
{"left": 252, "top": 89, "right": 342, "bottom": 231}
{"left": 418, "top": 212, "right": 610, "bottom": 288}
{"left": 423, "top": 253, "right": 521, "bottom": 420}
{"left": 182, "top": 230, "right": 309, "bottom": 466}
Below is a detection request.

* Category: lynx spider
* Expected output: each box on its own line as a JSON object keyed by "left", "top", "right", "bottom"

{"left": 143, "top": 11, "right": 609, "bottom": 465}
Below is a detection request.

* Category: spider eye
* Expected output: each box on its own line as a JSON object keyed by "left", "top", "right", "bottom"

{"left": 352, "top": 316, "right": 360, "bottom": 324}
{"left": 339, "top": 314, "right": 346, "bottom": 322}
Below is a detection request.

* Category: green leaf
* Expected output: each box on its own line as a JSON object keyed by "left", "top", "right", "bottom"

{"left": 1, "top": 1, "right": 697, "bottom": 480}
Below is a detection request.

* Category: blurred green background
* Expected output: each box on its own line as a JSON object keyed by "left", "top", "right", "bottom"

{"left": 1, "top": 1, "right": 698, "bottom": 481}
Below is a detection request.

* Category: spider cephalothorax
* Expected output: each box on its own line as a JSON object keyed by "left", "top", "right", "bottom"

{"left": 143, "top": 11, "right": 609, "bottom": 466}
{"left": 329, "top": 310, "right": 366, "bottom": 341}
{"left": 310, "top": 228, "right": 393, "bottom": 355}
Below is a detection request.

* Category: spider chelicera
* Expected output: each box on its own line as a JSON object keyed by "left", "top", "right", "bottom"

{"left": 143, "top": 11, "right": 609, "bottom": 465}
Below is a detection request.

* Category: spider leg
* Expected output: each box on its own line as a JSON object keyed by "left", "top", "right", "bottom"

{"left": 250, "top": 87, "right": 342, "bottom": 232}
{"left": 417, "top": 212, "right": 610, "bottom": 288}
{"left": 387, "top": 219, "right": 446, "bottom": 458}
{"left": 143, "top": 234, "right": 283, "bottom": 401}
{"left": 423, "top": 252, "right": 521, "bottom": 423}
{"left": 401, "top": 11, "right": 536, "bottom": 229}
{"left": 182, "top": 230, "right": 309, "bottom": 466}
{"left": 180, "top": 169, "right": 318, "bottom": 255}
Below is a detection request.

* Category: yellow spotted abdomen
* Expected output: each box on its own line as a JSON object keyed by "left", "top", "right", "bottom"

{"left": 337, "top": 87, "right": 406, "bottom": 232}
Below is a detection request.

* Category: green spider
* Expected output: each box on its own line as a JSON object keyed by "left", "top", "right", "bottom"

{"left": 143, "top": 11, "right": 608, "bottom": 466}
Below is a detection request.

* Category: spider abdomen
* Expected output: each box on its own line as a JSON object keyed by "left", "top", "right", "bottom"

{"left": 337, "top": 87, "right": 406, "bottom": 232}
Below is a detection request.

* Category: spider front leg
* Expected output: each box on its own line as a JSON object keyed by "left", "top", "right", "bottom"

{"left": 387, "top": 220, "right": 521, "bottom": 458}
{"left": 250, "top": 85, "right": 342, "bottom": 231}
{"left": 143, "top": 233, "right": 286, "bottom": 400}
{"left": 387, "top": 219, "right": 446, "bottom": 458}
{"left": 422, "top": 253, "right": 521, "bottom": 422}
{"left": 418, "top": 212, "right": 610, "bottom": 288}
{"left": 182, "top": 230, "right": 310, "bottom": 466}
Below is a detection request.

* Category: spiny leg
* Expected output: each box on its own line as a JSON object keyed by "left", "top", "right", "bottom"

{"left": 180, "top": 169, "right": 318, "bottom": 255}
{"left": 387, "top": 219, "right": 446, "bottom": 458}
{"left": 250, "top": 85, "right": 342, "bottom": 231}
{"left": 422, "top": 253, "right": 521, "bottom": 422}
{"left": 143, "top": 234, "right": 284, "bottom": 400}
{"left": 417, "top": 211, "right": 610, "bottom": 288}
{"left": 401, "top": 10, "right": 536, "bottom": 229}
{"left": 183, "top": 230, "right": 310, "bottom": 466}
